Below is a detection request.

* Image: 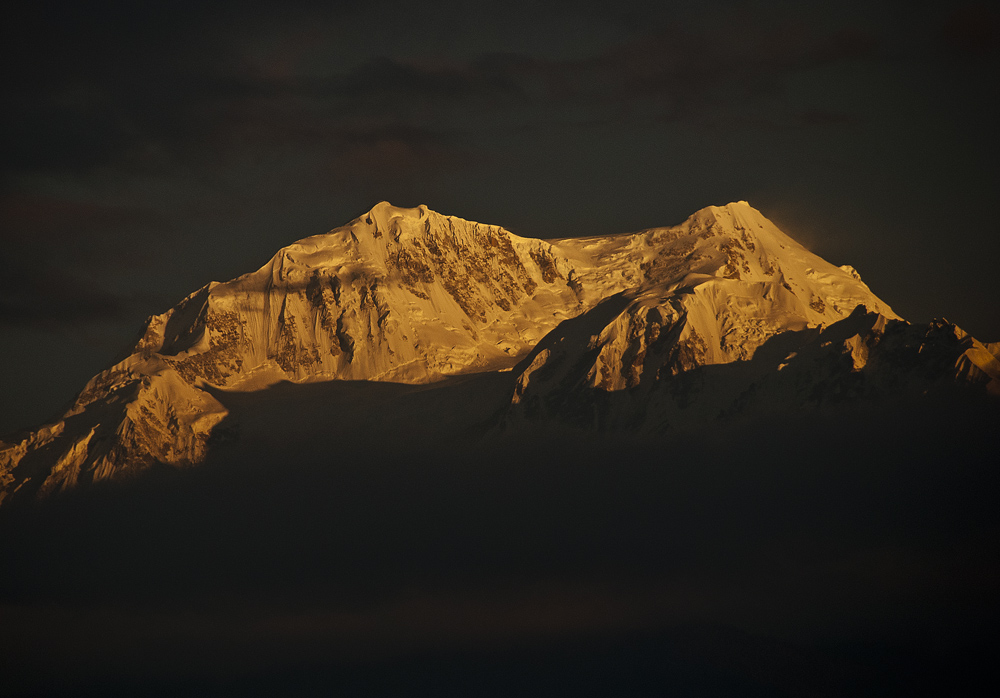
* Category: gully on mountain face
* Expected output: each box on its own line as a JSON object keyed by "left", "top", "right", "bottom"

{"left": 1, "top": 201, "right": 997, "bottom": 504}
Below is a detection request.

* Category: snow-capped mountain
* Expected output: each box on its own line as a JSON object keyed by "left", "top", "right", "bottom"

{"left": 2, "top": 202, "right": 997, "bottom": 505}
{"left": 505, "top": 203, "right": 1000, "bottom": 429}
{"left": 1, "top": 202, "right": 585, "bottom": 501}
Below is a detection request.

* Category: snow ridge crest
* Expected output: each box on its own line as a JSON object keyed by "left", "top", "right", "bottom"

{"left": 2, "top": 201, "right": 992, "bottom": 505}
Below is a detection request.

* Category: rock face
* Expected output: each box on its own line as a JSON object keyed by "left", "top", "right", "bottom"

{"left": 511, "top": 201, "right": 896, "bottom": 398}
{"left": 1, "top": 202, "right": 591, "bottom": 503}
{"left": 131, "top": 201, "right": 592, "bottom": 388}
{"left": 505, "top": 203, "right": 1000, "bottom": 429}
{"left": 507, "top": 304, "right": 1000, "bottom": 432}
{"left": 1, "top": 201, "right": 996, "bottom": 504}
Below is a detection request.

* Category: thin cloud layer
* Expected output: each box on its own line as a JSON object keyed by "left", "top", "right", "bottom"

{"left": 0, "top": 3, "right": 894, "bottom": 182}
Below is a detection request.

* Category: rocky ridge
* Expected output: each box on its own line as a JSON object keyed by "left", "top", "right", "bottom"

{"left": 2, "top": 201, "right": 997, "bottom": 504}
{"left": 506, "top": 203, "right": 1000, "bottom": 428}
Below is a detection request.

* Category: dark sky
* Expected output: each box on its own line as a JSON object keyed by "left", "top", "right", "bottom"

{"left": 2, "top": 0, "right": 998, "bottom": 435}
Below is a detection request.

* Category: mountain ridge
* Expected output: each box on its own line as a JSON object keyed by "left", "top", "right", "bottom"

{"left": 1, "top": 201, "right": 995, "bottom": 505}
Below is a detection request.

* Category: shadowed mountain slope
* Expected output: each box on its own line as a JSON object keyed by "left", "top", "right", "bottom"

{"left": 1, "top": 201, "right": 996, "bottom": 505}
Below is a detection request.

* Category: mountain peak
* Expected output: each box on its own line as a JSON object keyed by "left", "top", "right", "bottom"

{"left": 4, "top": 201, "right": 991, "bottom": 506}
{"left": 691, "top": 200, "right": 771, "bottom": 230}
{"left": 367, "top": 200, "right": 430, "bottom": 219}
{"left": 714, "top": 199, "right": 754, "bottom": 211}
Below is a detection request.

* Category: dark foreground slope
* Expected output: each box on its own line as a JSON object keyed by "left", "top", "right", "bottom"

{"left": 1, "top": 376, "right": 997, "bottom": 698}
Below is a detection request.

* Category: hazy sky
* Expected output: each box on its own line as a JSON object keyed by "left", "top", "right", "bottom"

{"left": 2, "top": 0, "right": 998, "bottom": 434}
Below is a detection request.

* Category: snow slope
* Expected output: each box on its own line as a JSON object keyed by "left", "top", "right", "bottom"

{"left": 1, "top": 202, "right": 599, "bottom": 502}
{"left": 506, "top": 203, "right": 999, "bottom": 429}
{"left": 531, "top": 201, "right": 900, "bottom": 390}
{"left": 1, "top": 201, "right": 995, "bottom": 504}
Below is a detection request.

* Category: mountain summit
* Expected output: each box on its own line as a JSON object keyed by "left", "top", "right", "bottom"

{"left": 2, "top": 202, "right": 997, "bottom": 504}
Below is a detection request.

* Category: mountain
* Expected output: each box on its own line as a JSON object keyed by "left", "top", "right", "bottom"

{"left": 1, "top": 201, "right": 997, "bottom": 505}
{"left": 505, "top": 202, "right": 1000, "bottom": 430}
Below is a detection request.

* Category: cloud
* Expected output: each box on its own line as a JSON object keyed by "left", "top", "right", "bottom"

{"left": 0, "top": 2, "right": 893, "bottom": 186}
{"left": 553, "top": 20, "right": 880, "bottom": 127}
{"left": 1, "top": 391, "right": 996, "bottom": 693}
{"left": 326, "top": 122, "right": 469, "bottom": 182}
{"left": 940, "top": 2, "right": 1000, "bottom": 61}
{"left": 337, "top": 55, "right": 527, "bottom": 102}
{"left": 797, "top": 109, "right": 856, "bottom": 128}
{"left": 0, "top": 192, "right": 157, "bottom": 329}
{"left": 0, "top": 264, "right": 130, "bottom": 329}
{"left": 0, "top": 192, "right": 155, "bottom": 237}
